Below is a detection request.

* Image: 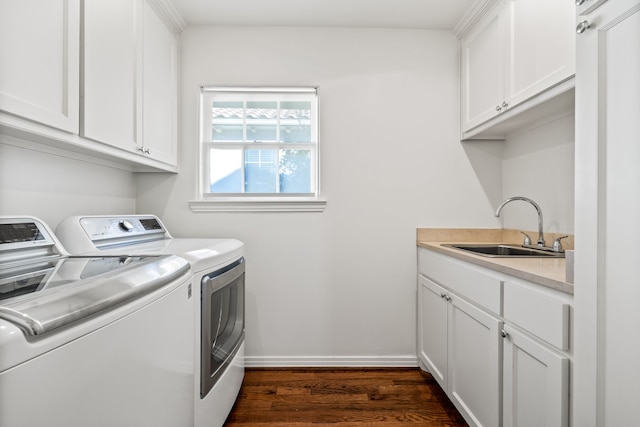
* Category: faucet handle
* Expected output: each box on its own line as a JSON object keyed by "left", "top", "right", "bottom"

{"left": 519, "top": 231, "right": 532, "bottom": 246}
{"left": 552, "top": 235, "right": 569, "bottom": 253}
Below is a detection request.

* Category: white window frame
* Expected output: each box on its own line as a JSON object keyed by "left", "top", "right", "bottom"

{"left": 189, "top": 86, "right": 326, "bottom": 213}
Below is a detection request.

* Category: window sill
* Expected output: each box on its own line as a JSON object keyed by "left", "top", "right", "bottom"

{"left": 188, "top": 199, "right": 327, "bottom": 213}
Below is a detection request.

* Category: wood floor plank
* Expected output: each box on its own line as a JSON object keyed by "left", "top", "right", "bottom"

{"left": 223, "top": 368, "right": 468, "bottom": 426}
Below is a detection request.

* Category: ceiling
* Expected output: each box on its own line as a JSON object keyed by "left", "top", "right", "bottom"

{"left": 173, "top": 0, "right": 477, "bottom": 30}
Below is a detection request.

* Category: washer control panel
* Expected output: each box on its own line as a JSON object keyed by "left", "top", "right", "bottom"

{"left": 56, "top": 215, "right": 171, "bottom": 253}
{"left": 79, "top": 216, "right": 167, "bottom": 242}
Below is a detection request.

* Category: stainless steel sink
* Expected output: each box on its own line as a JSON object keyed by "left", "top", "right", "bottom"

{"left": 443, "top": 244, "right": 565, "bottom": 258}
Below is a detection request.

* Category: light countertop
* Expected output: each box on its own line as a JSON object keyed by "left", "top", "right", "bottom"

{"left": 417, "top": 228, "right": 573, "bottom": 295}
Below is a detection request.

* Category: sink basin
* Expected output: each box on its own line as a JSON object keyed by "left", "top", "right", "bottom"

{"left": 443, "top": 244, "right": 565, "bottom": 258}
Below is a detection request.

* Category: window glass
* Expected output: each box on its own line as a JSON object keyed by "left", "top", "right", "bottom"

{"left": 209, "top": 148, "right": 243, "bottom": 193}
{"left": 245, "top": 149, "right": 277, "bottom": 193}
{"left": 280, "top": 149, "right": 311, "bottom": 193}
{"left": 211, "top": 101, "right": 243, "bottom": 141}
{"left": 280, "top": 101, "right": 311, "bottom": 143}
{"left": 246, "top": 101, "right": 277, "bottom": 142}
{"left": 201, "top": 87, "right": 318, "bottom": 200}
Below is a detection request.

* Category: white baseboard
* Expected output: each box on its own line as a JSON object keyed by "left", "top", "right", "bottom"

{"left": 244, "top": 355, "right": 419, "bottom": 368}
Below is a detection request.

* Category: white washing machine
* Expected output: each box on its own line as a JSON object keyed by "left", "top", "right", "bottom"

{"left": 0, "top": 217, "right": 194, "bottom": 427}
{"left": 56, "top": 215, "right": 245, "bottom": 427}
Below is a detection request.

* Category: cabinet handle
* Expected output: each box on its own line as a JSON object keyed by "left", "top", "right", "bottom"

{"left": 138, "top": 146, "right": 151, "bottom": 155}
{"left": 576, "top": 20, "right": 591, "bottom": 34}
{"left": 445, "top": 295, "right": 452, "bottom": 302}
{"left": 502, "top": 101, "right": 509, "bottom": 109}
{"left": 575, "top": 0, "right": 586, "bottom": 5}
{"left": 496, "top": 105, "right": 502, "bottom": 112}
{"left": 500, "top": 329, "right": 509, "bottom": 339}
{"left": 440, "top": 292, "right": 447, "bottom": 299}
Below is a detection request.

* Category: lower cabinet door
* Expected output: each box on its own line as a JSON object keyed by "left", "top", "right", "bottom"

{"left": 502, "top": 324, "right": 569, "bottom": 427}
{"left": 417, "top": 275, "right": 448, "bottom": 389}
{"left": 448, "top": 294, "right": 502, "bottom": 427}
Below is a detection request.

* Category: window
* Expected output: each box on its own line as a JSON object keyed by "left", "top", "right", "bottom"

{"left": 190, "top": 87, "right": 325, "bottom": 212}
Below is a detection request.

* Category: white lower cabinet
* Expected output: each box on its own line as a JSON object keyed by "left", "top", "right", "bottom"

{"left": 418, "top": 275, "right": 502, "bottom": 427}
{"left": 417, "top": 248, "right": 572, "bottom": 427}
{"left": 502, "top": 324, "right": 569, "bottom": 427}
{"left": 418, "top": 275, "right": 448, "bottom": 385}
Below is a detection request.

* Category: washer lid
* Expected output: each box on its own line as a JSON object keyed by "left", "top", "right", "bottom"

{"left": 0, "top": 255, "right": 189, "bottom": 336}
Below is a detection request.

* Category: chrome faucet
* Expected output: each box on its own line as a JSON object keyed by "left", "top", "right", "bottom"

{"left": 495, "top": 196, "right": 545, "bottom": 247}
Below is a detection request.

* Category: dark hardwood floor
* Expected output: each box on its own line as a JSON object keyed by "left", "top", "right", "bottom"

{"left": 224, "top": 368, "right": 469, "bottom": 426}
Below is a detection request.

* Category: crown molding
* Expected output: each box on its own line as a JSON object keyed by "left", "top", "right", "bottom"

{"left": 453, "top": 0, "right": 499, "bottom": 39}
{"left": 146, "top": 0, "right": 187, "bottom": 34}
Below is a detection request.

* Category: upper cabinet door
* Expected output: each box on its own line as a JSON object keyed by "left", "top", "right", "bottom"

{"left": 142, "top": 1, "right": 178, "bottom": 166}
{"left": 0, "top": 0, "right": 80, "bottom": 133}
{"left": 459, "top": 0, "right": 576, "bottom": 138}
{"left": 82, "top": 0, "right": 143, "bottom": 152}
{"left": 506, "top": 0, "right": 575, "bottom": 107}
{"left": 461, "top": 1, "right": 506, "bottom": 131}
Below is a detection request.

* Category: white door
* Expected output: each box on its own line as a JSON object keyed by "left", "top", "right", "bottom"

{"left": 448, "top": 294, "right": 502, "bottom": 427}
{"left": 597, "top": 2, "right": 640, "bottom": 424}
{"left": 417, "top": 275, "right": 448, "bottom": 389}
{"left": 502, "top": 325, "right": 569, "bottom": 427}
{"left": 573, "top": 1, "right": 640, "bottom": 426}
{"left": 82, "top": 0, "right": 142, "bottom": 152}
{"left": 506, "top": 0, "right": 575, "bottom": 107}
{"left": 461, "top": 0, "right": 506, "bottom": 131}
{"left": 0, "top": 0, "right": 80, "bottom": 133}
{"left": 142, "top": 1, "right": 178, "bottom": 166}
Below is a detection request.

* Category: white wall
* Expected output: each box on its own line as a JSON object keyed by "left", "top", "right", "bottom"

{"left": 136, "top": 26, "right": 499, "bottom": 365}
{"left": 0, "top": 24, "right": 575, "bottom": 366}
{"left": 499, "top": 113, "right": 575, "bottom": 234}
{"left": 0, "top": 136, "right": 136, "bottom": 228}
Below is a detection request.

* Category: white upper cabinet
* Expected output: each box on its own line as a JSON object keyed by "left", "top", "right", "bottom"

{"left": 142, "top": 1, "right": 178, "bottom": 166}
{"left": 83, "top": 0, "right": 178, "bottom": 167}
{"left": 459, "top": 0, "right": 575, "bottom": 139}
{"left": 461, "top": 1, "right": 507, "bottom": 132}
{"left": 82, "top": 0, "right": 142, "bottom": 153}
{"left": 0, "top": 0, "right": 179, "bottom": 171}
{"left": 506, "top": 0, "right": 575, "bottom": 107}
{"left": 0, "top": 0, "right": 80, "bottom": 133}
